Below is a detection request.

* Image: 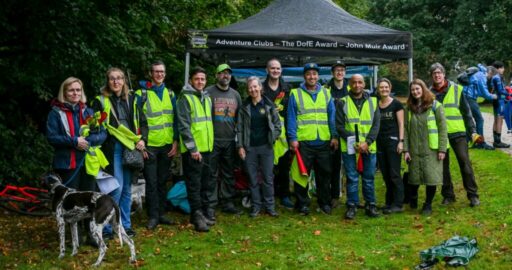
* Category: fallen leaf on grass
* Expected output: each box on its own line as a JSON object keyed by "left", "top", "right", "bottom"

{"left": 132, "top": 258, "right": 145, "bottom": 267}
{"left": 154, "top": 247, "right": 160, "bottom": 255}
{"left": 256, "top": 262, "right": 262, "bottom": 267}
{"left": 324, "top": 255, "right": 332, "bottom": 261}
{"left": 314, "top": 230, "right": 321, "bottom": 236}
{"left": 389, "top": 255, "right": 396, "bottom": 261}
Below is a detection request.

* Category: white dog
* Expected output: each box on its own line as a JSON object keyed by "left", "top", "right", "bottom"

{"left": 46, "top": 174, "right": 136, "bottom": 267}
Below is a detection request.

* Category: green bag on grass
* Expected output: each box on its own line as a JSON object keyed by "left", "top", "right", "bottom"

{"left": 419, "top": 235, "right": 479, "bottom": 267}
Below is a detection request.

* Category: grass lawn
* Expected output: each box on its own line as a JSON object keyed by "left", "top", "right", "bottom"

{"left": 1, "top": 149, "right": 511, "bottom": 269}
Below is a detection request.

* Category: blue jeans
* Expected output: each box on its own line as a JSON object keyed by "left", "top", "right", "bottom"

{"left": 467, "top": 97, "right": 484, "bottom": 136}
{"left": 105, "top": 142, "right": 133, "bottom": 233}
{"left": 342, "top": 152, "right": 377, "bottom": 206}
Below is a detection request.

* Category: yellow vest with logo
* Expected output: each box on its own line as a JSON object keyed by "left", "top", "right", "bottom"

{"left": 273, "top": 93, "right": 288, "bottom": 164}
{"left": 442, "top": 82, "right": 465, "bottom": 134}
{"left": 291, "top": 87, "right": 331, "bottom": 141}
{"left": 340, "top": 96, "right": 377, "bottom": 153}
{"left": 135, "top": 88, "right": 174, "bottom": 147}
{"left": 179, "top": 93, "right": 214, "bottom": 153}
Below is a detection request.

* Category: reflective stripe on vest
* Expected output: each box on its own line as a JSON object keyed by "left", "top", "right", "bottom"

{"left": 179, "top": 94, "right": 214, "bottom": 153}
{"left": 340, "top": 96, "right": 377, "bottom": 153}
{"left": 291, "top": 87, "right": 331, "bottom": 141}
{"left": 135, "top": 88, "right": 174, "bottom": 147}
{"left": 442, "top": 82, "right": 465, "bottom": 133}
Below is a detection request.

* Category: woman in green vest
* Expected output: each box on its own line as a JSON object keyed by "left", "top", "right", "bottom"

{"left": 91, "top": 67, "right": 146, "bottom": 238}
{"left": 403, "top": 79, "right": 447, "bottom": 215}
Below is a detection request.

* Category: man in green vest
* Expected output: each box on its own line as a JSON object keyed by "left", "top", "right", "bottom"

{"left": 336, "top": 74, "right": 381, "bottom": 220}
{"left": 287, "top": 63, "right": 338, "bottom": 216}
{"left": 177, "top": 67, "right": 215, "bottom": 232}
{"left": 135, "top": 60, "right": 179, "bottom": 230}
{"left": 430, "top": 63, "right": 480, "bottom": 207}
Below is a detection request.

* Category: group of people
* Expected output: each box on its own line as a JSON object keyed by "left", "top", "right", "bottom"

{"left": 462, "top": 61, "right": 512, "bottom": 150}
{"left": 46, "top": 58, "right": 485, "bottom": 237}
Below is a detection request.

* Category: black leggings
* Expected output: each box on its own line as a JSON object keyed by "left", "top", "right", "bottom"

{"left": 410, "top": 185, "right": 436, "bottom": 205}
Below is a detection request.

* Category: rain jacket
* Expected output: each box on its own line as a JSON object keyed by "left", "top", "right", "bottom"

{"left": 236, "top": 96, "right": 281, "bottom": 149}
{"left": 463, "top": 64, "right": 495, "bottom": 100}
{"left": 46, "top": 99, "right": 106, "bottom": 170}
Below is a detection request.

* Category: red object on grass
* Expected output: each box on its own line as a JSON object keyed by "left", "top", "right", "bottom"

{"left": 295, "top": 149, "right": 308, "bottom": 176}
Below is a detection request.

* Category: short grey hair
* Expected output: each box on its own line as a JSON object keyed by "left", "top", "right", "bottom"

{"left": 429, "top": 62, "right": 445, "bottom": 75}
{"left": 246, "top": 76, "right": 262, "bottom": 87}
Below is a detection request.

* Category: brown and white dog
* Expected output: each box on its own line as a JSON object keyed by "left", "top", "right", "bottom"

{"left": 45, "top": 174, "right": 136, "bottom": 267}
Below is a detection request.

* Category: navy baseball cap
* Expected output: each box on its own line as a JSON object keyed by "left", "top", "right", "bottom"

{"left": 303, "top": 63, "right": 319, "bottom": 73}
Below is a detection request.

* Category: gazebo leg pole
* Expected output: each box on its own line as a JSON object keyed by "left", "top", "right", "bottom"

{"left": 408, "top": 58, "right": 413, "bottom": 84}
{"left": 185, "top": 52, "right": 190, "bottom": 85}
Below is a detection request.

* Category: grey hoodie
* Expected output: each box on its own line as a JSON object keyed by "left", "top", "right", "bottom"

{"left": 176, "top": 84, "right": 211, "bottom": 153}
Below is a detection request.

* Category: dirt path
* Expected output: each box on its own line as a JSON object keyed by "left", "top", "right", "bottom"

{"left": 482, "top": 112, "right": 512, "bottom": 155}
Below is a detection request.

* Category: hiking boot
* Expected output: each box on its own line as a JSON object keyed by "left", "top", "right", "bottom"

{"left": 493, "top": 142, "right": 510, "bottom": 148}
{"left": 365, "top": 204, "right": 380, "bottom": 218}
{"left": 421, "top": 203, "right": 432, "bottom": 216}
{"left": 125, "top": 228, "right": 136, "bottom": 237}
{"left": 441, "top": 197, "right": 456, "bottom": 205}
{"left": 383, "top": 206, "right": 404, "bottom": 215}
{"left": 159, "top": 216, "right": 176, "bottom": 225}
{"left": 319, "top": 205, "right": 332, "bottom": 215}
{"left": 222, "top": 203, "right": 243, "bottom": 215}
{"left": 266, "top": 208, "right": 279, "bottom": 217}
{"left": 249, "top": 208, "right": 260, "bottom": 218}
{"left": 191, "top": 210, "right": 209, "bottom": 232}
{"left": 469, "top": 197, "right": 481, "bottom": 207}
{"left": 203, "top": 208, "right": 216, "bottom": 222}
{"left": 298, "top": 206, "right": 310, "bottom": 216}
{"left": 345, "top": 205, "right": 357, "bottom": 220}
{"left": 280, "top": 197, "right": 294, "bottom": 209}
{"left": 146, "top": 218, "right": 159, "bottom": 230}
{"left": 102, "top": 232, "right": 113, "bottom": 241}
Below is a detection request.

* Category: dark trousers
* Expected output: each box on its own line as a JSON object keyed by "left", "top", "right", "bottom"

{"left": 294, "top": 143, "right": 332, "bottom": 208}
{"left": 377, "top": 138, "right": 404, "bottom": 208}
{"left": 143, "top": 144, "right": 172, "bottom": 220}
{"left": 245, "top": 144, "right": 275, "bottom": 211}
{"left": 410, "top": 185, "right": 436, "bottom": 205}
{"left": 208, "top": 140, "right": 236, "bottom": 207}
{"left": 274, "top": 151, "right": 291, "bottom": 198}
{"left": 442, "top": 136, "right": 479, "bottom": 200}
{"left": 331, "top": 148, "right": 342, "bottom": 199}
{"left": 183, "top": 151, "right": 213, "bottom": 213}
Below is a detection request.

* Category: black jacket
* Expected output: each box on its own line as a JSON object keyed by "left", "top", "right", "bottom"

{"left": 236, "top": 96, "right": 281, "bottom": 149}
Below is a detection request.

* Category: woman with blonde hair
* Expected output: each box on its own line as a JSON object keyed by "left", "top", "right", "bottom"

{"left": 91, "top": 68, "right": 147, "bottom": 238}
{"left": 403, "top": 79, "right": 447, "bottom": 215}
{"left": 47, "top": 76, "right": 107, "bottom": 245}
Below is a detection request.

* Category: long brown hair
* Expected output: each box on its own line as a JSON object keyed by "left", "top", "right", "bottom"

{"left": 100, "top": 67, "right": 130, "bottom": 100}
{"left": 406, "top": 79, "right": 435, "bottom": 113}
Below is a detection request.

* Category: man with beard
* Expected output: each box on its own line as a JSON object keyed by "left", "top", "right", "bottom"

{"left": 205, "top": 64, "right": 243, "bottom": 218}
{"left": 287, "top": 63, "right": 338, "bottom": 215}
{"left": 262, "top": 58, "right": 293, "bottom": 209}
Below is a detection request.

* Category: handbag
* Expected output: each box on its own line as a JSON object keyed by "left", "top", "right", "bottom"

{"left": 122, "top": 148, "right": 144, "bottom": 170}
{"left": 109, "top": 99, "right": 145, "bottom": 170}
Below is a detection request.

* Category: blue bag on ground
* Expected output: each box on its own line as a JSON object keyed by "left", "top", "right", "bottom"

{"left": 166, "top": 180, "right": 190, "bottom": 214}
{"left": 419, "top": 235, "right": 479, "bottom": 267}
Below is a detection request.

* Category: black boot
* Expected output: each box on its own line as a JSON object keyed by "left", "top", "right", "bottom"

{"left": 191, "top": 210, "right": 209, "bottom": 232}
{"left": 365, "top": 204, "right": 380, "bottom": 218}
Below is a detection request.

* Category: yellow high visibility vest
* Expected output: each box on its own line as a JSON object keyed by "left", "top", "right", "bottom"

{"left": 442, "top": 82, "right": 465, "bottom": 134}
{"left": 291, "top": 87, "right": 331, "bottom": 141}
{"left": 179, "top": 93, "right": 214, "bottom": 153}
{"left": 135, "top": 88, "right": 175, "bottom": 147}
{"left": 273, "top": 93, "right": 288, "bottom": 164}
{"left": 340, "top": 96, "right": 378, "bottom": 153}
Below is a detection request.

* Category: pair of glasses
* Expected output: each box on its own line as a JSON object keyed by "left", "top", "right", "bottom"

{"left": 109, "top": 77, "right": 124, "bottom": 82}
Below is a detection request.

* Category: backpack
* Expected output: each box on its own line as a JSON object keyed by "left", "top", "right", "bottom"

{"left": 457, "top": 67, "right": 479, "bottom": 86}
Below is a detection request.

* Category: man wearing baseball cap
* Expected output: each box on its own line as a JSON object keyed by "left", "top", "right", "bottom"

{"left": 204, "top": 63, "right": 243, "bottom": 219}
{"left": 324, "top": 60, "right": 350, "bottom": 208}
{"left": 287, "top": 63, "right": 338, "bottom": 215}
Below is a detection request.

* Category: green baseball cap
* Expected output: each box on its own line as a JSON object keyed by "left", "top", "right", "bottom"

{"left": 216, "top": 63, "right": 232, "bottom": 74}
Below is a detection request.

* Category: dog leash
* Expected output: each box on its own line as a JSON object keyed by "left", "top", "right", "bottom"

{"left": 63, "top": 156, "right": 85, "bottom": 187}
